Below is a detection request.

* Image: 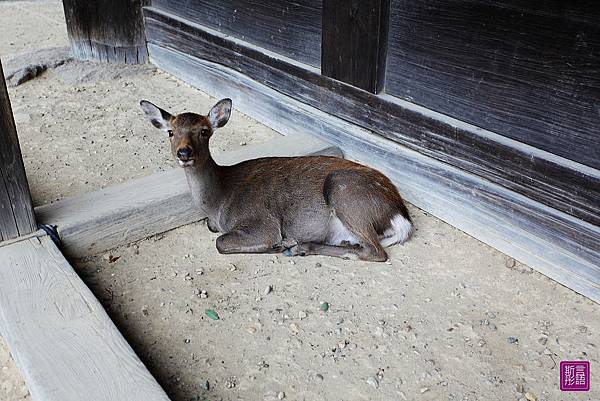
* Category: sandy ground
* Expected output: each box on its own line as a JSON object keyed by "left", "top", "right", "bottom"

{"left": 1, "top": 2, "right": 599, "bottom": 401}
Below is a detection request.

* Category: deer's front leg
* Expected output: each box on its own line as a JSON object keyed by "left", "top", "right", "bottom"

{"left": 216, "top": 228, "right": 283, "bottom": 254}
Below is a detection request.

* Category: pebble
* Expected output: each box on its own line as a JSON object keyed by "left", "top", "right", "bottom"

{"left": 419, "top": 387, "right": 429, "bottom": 394}
{"left": 505, "top": 257, "right": 516, "bottom": 268}
{"left": 277, "top": 391, "right": 286, "bottom": 400}
{"left": 290, "top": 323, "right": 300, "bottom": 334}
{"left": 198, "top": 380, "right": 209, "bottom": 390}
{"left": 200, "top": 290, "right": 208, "bottom": 299}
{"left": 320, "top": 302, "right": 330, "bottom": 312}
{"left": 246, "top": 325, "right": 257, "bottom": 334}
{"left": 264, "top": 285, "right": 273, "bottom": 295}
{"left": 525, "top": 392, "right": 536, "bottom": 401}
{"left": 229, "top": 263, "right": 237, "bottom": 271}
{"left": 366, "top": 376, "right": 379, "bottom": 389}
{"left": 299, "top": 311, "right": 308, "bottom": 320}
{"left": 507, "top": 336, "right": 519, "bottom": 344}
{"left": 337, "top": 340, "right": 347, "bottom": 349}
{"left": 141, "top": 305, "right": 149, "bottom": 316}
{"left": 316, "top": 373, "right": 324, "bottom": 380}
{"left": 516, "top": 383, "right": 524, "bottom": 393}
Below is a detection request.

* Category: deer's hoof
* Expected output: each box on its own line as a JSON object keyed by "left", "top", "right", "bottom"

{"left": 283, "top": 245, "right": 307, "bottom": 257}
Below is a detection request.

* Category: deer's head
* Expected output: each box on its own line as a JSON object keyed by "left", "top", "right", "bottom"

{"left": 140, "top": 99, "right": 232, "bottom": 167}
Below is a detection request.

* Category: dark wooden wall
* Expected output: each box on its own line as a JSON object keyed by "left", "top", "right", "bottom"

{"left": 151, "top": 0, "right": 322, "bottom": 67}
{"left": 386, "top": 0, "right": 600, "bottom": 168}
{"left": 0, "top": 60, "right": 36, "bottom": 241}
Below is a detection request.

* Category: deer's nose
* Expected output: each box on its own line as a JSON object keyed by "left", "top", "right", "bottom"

{"left": 177, "top": 147, "right": 192, "bottom": 160}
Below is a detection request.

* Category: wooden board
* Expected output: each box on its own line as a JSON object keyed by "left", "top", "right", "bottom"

{"left": 35, "top": 133, "right": 341, "bottom": 258}
{"left": 322, "top": 0, "right": 389, "bottom": 92}
{"left": 150, "top": 0, "right": 322, "bottom": 67}
{"left": 142, "top": 8, "right": 600, "bottom": 227}
{"left": 62, "top": 0, "right": 148, "bottom": 64}
{"left": 0, "top": 59, "right": 36, "bottom": 241}
{"left": 0, "top": 235, "right": 170, "bottom": 401}
{"left": 386, "top": 0, "right": 600, "bottom": 168}
{"left": 147, "top": 44, "right": 600, "bottom": 303}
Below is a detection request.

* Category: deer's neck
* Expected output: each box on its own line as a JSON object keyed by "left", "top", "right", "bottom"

{"left": 184, "top": 155, "right": 224, "bottom": 218}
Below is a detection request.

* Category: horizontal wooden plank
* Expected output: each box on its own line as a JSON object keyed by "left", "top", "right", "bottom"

{"left": 147, "top": 43, "right": 600, "bottom": 303}
{"left": 0, "top": 235, "right": 170, "bottom": 401}
{"left": 386, "top": 0, "right": 600, "bottom": 168}
{"left": 35, "top": 133, "right": 341, "bottom": 258}
{"left": 142, "top": 7, "right": 600, "bottom": 227}
{"left": 150, "top": 0, "right": 322, "bottom": 67}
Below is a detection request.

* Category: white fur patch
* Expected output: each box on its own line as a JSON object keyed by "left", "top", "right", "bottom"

{"left": 177, "top": 158, "right": 195, "bottom": 167}
{"left": 326, "top": 216, "right": 360, "bottom": 246}
{"left": 379, "top": 214, "right": 413, "bottom": 248}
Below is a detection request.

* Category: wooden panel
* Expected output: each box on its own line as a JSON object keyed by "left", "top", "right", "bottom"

{"left": 0, "top": 235, "right": 170, "bottom": 401}
{"left": 143, "top": 8, "right": 600, "bottom": 227}
{"left": 0, "top": 59, "right": 36, "bottom": 242}
{"left": 62, "top": 0, "right": 148, "bottom": 63}
{"left": 321, "top": 0, "right": 389, "bottom": 92}
{"left": 385, "top": 0, "right": 600, "bottom": 168}
{"left": 35, "top": 134, "right": 341, "bottom": 258}
{"left": 148, "top": 44, "right": 600, "bottom": 303}
{"left": 150, "top": 0, "right": 321, "bottom": 67}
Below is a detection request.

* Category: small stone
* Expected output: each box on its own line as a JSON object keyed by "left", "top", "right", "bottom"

{"left": 184, "top": 338, "right": 191, "bottom": 343}
{"left": 200, "top": 290, "right": 208, "bottom": 299}
{"left": 229, "top": 263, "right": 237, "bottom": 271}
{"left": 141, "top": 305, "right": 149, "bottom": 316}
{"left": 299, "top": 311, "right": 308, "bottom": 320}
{"left": 290, "top": 323, "right": 300, "bottom": 334}
{"left": 195, "top": 269, "right": 204, "bottom": 275}
{"left": 507, "top": 336, "right": 519, "bottom": 344}
{"left": 366, "top": 376, "right": 379, "bottom": 389}
{"left": 315, "top": 262, "right": 322, "bottom": 267}
{"left": 246, "top": 325, "right": 257, "bottom": 334}
{"left": 277, "top": 391, "right": 285, "bottom": 400}
{"left": 319, "top": 302, "right": 330, "bottom": 312}
{"left": 198, "top": 380, "right": 209, "bottom": 390}
{"left": 505, "top": 257, "right": 516, "bottom": 268}
{"left": 419, "top": 387, "right": 429, "bottom": 394}
{"left": 240, "top": 141, "right": 247, "bottom": 146}
{"left": 316, "top": 373, "right": 324, "bottom": 380}
{"left": 516, "top": 383, "right": 524, "bottom": 393}
{"left": 424, "top": 297, "right": 432, "bottom": 303}
{"left": 524, "top": 392, "right": 536, "bottom": 401}
{"left": 337, "top": 340, "right": 347, "bottom": 349}
{"left": 264, "top": 285, "right": 273, "bottom": 295}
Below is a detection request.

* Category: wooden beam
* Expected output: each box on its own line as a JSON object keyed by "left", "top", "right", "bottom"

{"left": 146, "top": 44, "right": 600, "bottom": 303}
{"left": 0, "top": 59, "right": 36, "bottom": 242}
{"left": 322, "top": 0, "right": 389, "bottom": 92}
{"left": 142, "top": 7, "right": 600, "bottom": 227}
{"left": 35, "top": 133, "right": 341, "bottom": 258}
{"left": 62, "top": 0, "right": 148, "bottom": 64}
{"left": 0, "top": 234, "right": 170, "bottom": 401}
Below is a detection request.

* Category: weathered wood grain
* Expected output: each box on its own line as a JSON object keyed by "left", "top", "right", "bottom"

{"left": 143, "top": 8, "right": 600, "bottom": 227}
{"left": 35, "top": 133, "right": 341, "bottom": 258}
{"left": 0, "top": 235, "right": 170, "bottom": 401}
{"left": 386, "top": 0, "right": 600, "bottom": 168}
{"left": 322, "top": 0, "right": 389, "bottom": 92}
{"left": 148, "top": 44, "right": 600, "bottom": 303}
{"left": 62, "top": 0, "right": 148, "bottom": 64}
{"left": 150, "top": 0, "right": 322, "bottom": 67}
{"left": 0, "top": 59, "right": 36, "bottom": 242}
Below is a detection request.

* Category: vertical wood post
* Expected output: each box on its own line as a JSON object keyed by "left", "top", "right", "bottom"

{"left": 321, "top": 0, "right": 390, "bottom": 93}
{"left": 62, "top": 0, "right": 149, "bottom": 64}
{"left": 0, "top": 59, "right": 37, "bottom": 242}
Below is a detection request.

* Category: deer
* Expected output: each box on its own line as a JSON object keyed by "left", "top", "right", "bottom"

{"left": 140, "top": 98, "right": 413, "bottom": 262}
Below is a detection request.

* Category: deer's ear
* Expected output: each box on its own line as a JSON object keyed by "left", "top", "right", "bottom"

{"left": 140, "top": 100, "right": 173, "bottom": 131}
{"left": 207, "top": 98, "right": 232, "bottom": 128}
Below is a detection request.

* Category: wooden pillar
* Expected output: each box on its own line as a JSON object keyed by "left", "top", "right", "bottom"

{"left": 62, "top": 0, "right": 149, "bottom": 64}
{"left": 322, "top": 0, "right": 390, "bottom": 93}
{"left": 0, "top": 59, "right": 37, "bottom": 242}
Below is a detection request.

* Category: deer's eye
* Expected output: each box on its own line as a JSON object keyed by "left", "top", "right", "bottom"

{"left": 167, "top": 130, "right": 173, "bottom": 138}
{"left": 200, "top": 128, "right": 210, "bottom": 137}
